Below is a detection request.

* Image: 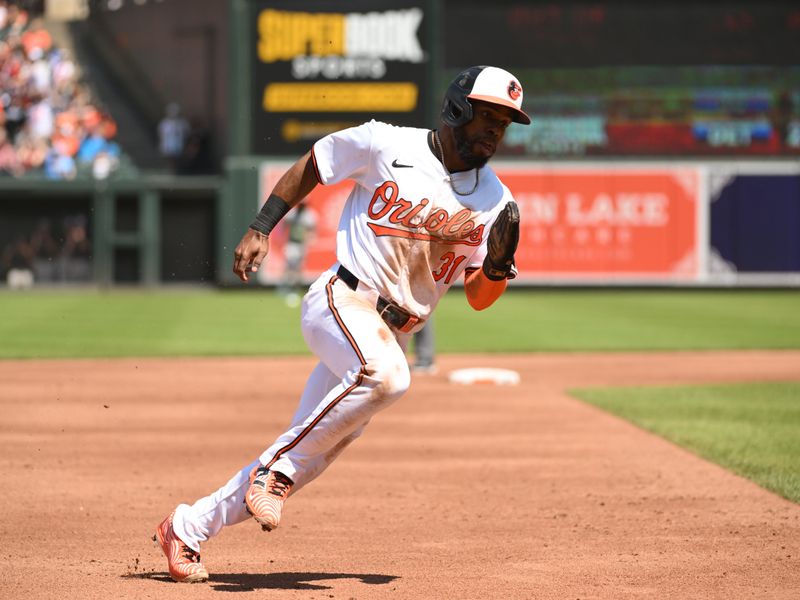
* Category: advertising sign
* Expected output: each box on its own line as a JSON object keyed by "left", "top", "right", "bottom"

{"left": 251, "top": 0, "right": 432, "bottom": 156}
{"left": 711, "top": 174, "right": 800, "bottom": 273}
{"left": 258, "top": 162, "right": 703, "bottom": 284}
{"left": 495, "top": 166, "right": 702, "bottom": 281}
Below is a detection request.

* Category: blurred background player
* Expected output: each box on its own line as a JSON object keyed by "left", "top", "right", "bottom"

{"left": 157, "top": 102, "right": 189, "bottom": 173}
{"left": 411, "top": 319, "right": 436, "bottom": 374}
{"left": 278, "top": 200, "right": 317, "bottom": 307}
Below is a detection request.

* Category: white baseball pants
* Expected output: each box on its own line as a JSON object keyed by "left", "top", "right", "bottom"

{"left": 173, "top": 265, "right": 412, "bottom": 551}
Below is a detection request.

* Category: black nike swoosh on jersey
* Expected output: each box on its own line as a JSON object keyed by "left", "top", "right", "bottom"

{"left": 391, "top": 159, "right": 414, "bottom": 168}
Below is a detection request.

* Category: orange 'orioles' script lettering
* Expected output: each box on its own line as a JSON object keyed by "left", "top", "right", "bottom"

{"left": 367, "top": 181, "right": 484, "bottom": 245}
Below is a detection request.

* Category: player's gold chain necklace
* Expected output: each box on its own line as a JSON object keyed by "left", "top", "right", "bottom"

{"left": 433, "top": 130, "right": 480, "bottom": 196}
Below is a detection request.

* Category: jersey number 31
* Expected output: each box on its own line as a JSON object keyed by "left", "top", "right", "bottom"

{"left": 432, "top": 252, "right": 467, "bottom": 284}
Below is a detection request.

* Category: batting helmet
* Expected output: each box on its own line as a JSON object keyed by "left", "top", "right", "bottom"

{"left": 441, "top": 66, "right": 531, "bottom": 127}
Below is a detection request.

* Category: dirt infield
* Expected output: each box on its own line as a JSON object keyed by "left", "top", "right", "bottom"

{"left": 2, "top": 351, "right": 799, "bottom": 599}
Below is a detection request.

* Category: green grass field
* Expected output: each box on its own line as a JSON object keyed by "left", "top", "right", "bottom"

{"left": 1, "top": 288, "right": 799, "bottom": 358}
{"left": 571, "top": 382, "right": 800, "bottom": 503}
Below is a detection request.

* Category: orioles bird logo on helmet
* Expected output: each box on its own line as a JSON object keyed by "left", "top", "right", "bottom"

{"left": 507, "top": 80, "right": 522, "bottom": 101}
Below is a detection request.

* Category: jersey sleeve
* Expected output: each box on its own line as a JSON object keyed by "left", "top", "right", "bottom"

{"left": 311, "top": 120, "right": 378, "bottom": 186}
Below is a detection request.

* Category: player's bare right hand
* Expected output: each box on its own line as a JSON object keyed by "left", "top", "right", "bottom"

{"left": 233, "top": 228, "right": 270, "bottom": 282}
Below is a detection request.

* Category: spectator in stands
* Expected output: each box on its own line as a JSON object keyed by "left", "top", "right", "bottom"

{"left": 0, "top": 8, "right": 125, "bottom": 179}
{"left": 0, "top": 125, "right": 22, "bottom": 175}
{"left": 28, "top": 50, "right": 50, "bottom": 95}
{"left": 0, "top": 2, "right": 8, "bottom": 32}
{"left": 54, "top": 109, "right": 79, "bottom": 143}
{"left": 27, "top": 92, "right": 54, "bottom": 142}
{"left": 101, "top": 111, "right": 117, "bottom": 139}
{"left": 91, "top": 147, "right": 119, "bottom": 179}
{"left": 50, "top": 47, "right": 76, "bottom": 94}
{"left": 0, "top": 37, "right": 8, "bottom": 78}
{"left": 44, "top": 134, "right": 77, "bottom": 180}
{"left": 77, "top": 109, "right": 120, "bottom": 176}
{"left": 15, "top": 130, "right": 47, "bottom": 170}
{"left": 0, "top": 2, "right": 27, "bottom": 41}
{"left": 20, "top": 16, "right": 50, "bottom": 60}
{"left": 158, "top": 102, "right": 190, "bottom": 172}
{"left": 2, "top": 95, "right": 26, "bottom": 144}
{"left": 93, "top": 114, "right": 121, "bottom": 179}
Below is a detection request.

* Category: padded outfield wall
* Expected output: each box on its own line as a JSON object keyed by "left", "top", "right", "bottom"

{"left": 250, "top": 160, "right": 800, "bottom": 287}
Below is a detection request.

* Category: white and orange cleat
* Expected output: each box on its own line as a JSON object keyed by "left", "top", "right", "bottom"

{"left": 244, "top": 466, "right": 293, "bottom": 531}
{"left": 153, "top": 511, "right": 209, "bottom": 583}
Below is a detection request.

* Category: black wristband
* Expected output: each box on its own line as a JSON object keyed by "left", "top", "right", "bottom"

{"left": 250, "top": 194, "right": 291, "bottom": 235}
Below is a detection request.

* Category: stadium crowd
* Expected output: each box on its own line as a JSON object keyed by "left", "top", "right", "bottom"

{"left": 0, "top": 1, "right": 122, "bottom": 179}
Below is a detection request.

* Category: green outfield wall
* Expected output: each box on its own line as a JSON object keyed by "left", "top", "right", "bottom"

{"left": 0, "top": 176, "right": 222, "bottom": 286}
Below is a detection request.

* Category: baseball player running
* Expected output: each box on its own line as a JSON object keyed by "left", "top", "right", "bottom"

{"left": 154, "top": 65, "right": 531, "bottom": 583}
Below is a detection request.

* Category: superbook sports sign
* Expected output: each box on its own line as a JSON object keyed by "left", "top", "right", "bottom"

{"left": 251, "top": 0, "right": 432, "bottom": 156}
{"left": 258, "top": 9, "right": 425, "bottom": 65}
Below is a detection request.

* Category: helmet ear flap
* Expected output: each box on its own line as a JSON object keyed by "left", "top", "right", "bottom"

{"left": 441, "top": 94, "right": 472, "bottom": 128}
{"left": 441, "top": 66, "right": 484, "bottom": 128}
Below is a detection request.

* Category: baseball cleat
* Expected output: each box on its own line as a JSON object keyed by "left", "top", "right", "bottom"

{"left": 244, "top": 466, "right": 293, "bottom": 531}
{"left": 153, "top": 511, "right": 209, "bottom": 583}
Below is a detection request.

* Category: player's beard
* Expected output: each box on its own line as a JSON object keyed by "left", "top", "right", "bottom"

{"left": 453, "top": 125, "right": 491, "bottom": 170}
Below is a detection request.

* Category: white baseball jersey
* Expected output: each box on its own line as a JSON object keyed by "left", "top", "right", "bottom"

{"left": 311, "top": 119, "right": 515, "bottom": 320}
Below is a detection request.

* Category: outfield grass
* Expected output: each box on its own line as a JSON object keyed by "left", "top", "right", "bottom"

{"left": 441, "top": 288, "right": 800, "bottom": 352}
{"left": 571, "top": 382, "right": 800, "bottom": 503}
{"left": 0, "top": 289, "right": 309, "bottom": 358}
{"left": 0, "top": 288, "right": 799, "bottom": 358}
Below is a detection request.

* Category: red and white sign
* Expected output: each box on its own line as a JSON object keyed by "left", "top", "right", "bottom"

{"left": 258, "top": 161, "right": 702, "bottom": 284}
{"left": 495, "top": 165, "right": 701, "bottom": 281}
